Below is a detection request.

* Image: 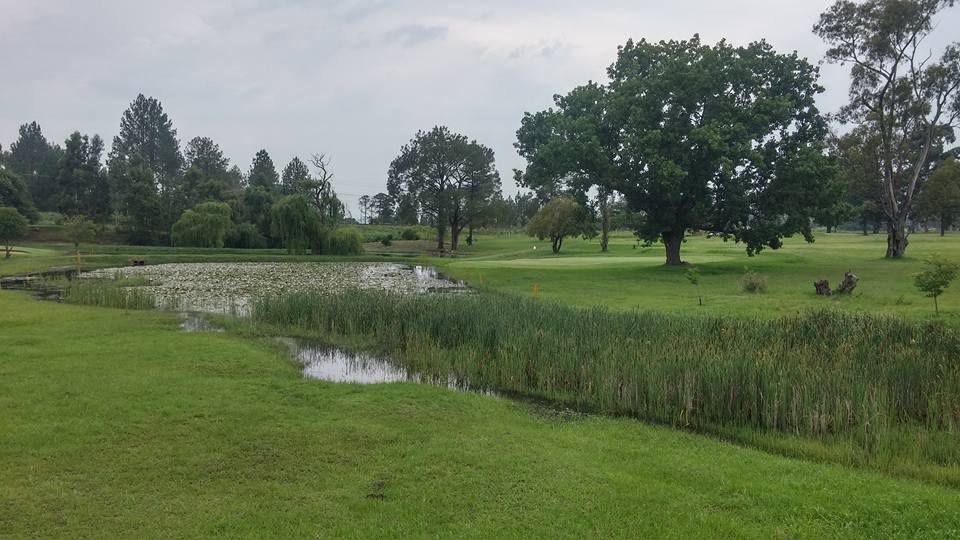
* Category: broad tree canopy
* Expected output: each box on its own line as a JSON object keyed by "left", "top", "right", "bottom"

{"left": 517, "top": 35, "right": 836, "bottom": 265}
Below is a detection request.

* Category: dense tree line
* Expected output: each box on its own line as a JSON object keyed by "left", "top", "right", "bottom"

{"left": 0, "top": 94, "right": 356, "bottom": 254}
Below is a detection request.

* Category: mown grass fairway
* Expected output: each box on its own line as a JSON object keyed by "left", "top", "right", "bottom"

{"left": 3, "top": 292, "right": 960, "bottom": 537}
{"left": 443, "top": 230, "right": 960, "bottom": 321}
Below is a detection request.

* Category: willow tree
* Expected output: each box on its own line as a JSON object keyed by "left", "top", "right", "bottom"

{"left": 270, "top": 195, "right": 319, "bottom": 254}
{"left": 815, "top": 0, "right": 960, "bottom": 257}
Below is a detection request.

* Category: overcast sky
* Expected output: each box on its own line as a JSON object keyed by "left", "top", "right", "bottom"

{"left": 2, "top": 0, "right": 958, "bottom": 215}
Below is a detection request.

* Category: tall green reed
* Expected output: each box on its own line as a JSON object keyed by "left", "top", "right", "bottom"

{"left": 252, "top": 291, "right": 960, "bottom": 451}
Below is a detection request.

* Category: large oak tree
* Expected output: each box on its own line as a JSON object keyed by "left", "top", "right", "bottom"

{"left": 517, "top": 36, "right": 836, "bottom": 265}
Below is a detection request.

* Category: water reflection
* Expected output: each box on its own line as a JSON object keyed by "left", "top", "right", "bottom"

{"left": 288, "top": 339, "right": 496, "bottom": 395}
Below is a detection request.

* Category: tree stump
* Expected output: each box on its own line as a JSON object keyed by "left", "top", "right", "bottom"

{"left": 836, "top": 271, "right": 858, "bottom": 295}
{"left": 814, "top": 279, "right": 831, "bottom": 296}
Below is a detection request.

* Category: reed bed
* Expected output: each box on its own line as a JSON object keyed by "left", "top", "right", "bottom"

{"left": 61, "top": 279, "right": 156, "bottom": 310}
{"left": 252, "top": 291, "right": 960, "bottom": 462}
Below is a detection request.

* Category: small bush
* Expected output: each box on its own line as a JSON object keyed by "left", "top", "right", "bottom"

{"left": 741, "top": 269, "right": 767, "bottom": 293}
{"left": 329, "top": 229, "right": 364, "bottom": 255}
{"left": 400, "top": 228, "right": 420, "bottom": 241}
{"left": 380, "top": 234, "right": 394, "bottom": 247}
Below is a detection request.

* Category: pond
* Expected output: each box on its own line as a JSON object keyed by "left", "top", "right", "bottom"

{"left": 285, "top": 338, "right": 496, "bottom": 395}
{"left": 81, "top": 262, "right": 467, "bottom": 314}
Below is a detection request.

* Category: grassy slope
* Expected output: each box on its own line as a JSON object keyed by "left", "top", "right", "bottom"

{"left": 2, "top": 291, "right": 960, "bottom": 538}
{"left": 442, "top": 230, "right": 960, "bottom": 322}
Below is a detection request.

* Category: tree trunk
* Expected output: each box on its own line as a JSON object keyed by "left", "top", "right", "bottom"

{"left": 940, "top": 218, "right": 946, "bottom": 237}
{"left": 467, "top": 224, "right": 475, "bottom": 246}
{"left": 450, "top": 226, "right": 461, "bottom": 251}
{"left": 663, "top": 230, "right": 684, "bottom": 266}
{"left": 436, "top": 224, "right": 446, "bottom": 251}
{"left": 599, "top": 192, "right": 610, "bottom": 253}
{"left": 4, "top": 245, "right": 10, "bottom": 259}
{"left": 885, "top": 220, "right": 908, "bottom": 259}
{"left": 551, "top": 235, "right": 562, "bottom": 254}
{"left": 861, "top": 216, "right": 868, "bottom": 236}
{"left": 826, "top": 224, "right": 833, "bottom": 234}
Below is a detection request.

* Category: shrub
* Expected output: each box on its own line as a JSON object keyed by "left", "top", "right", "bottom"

{"left": 400, "top": 228, "right": 420, "bottom": 241}
{"left": 741, "top": 269, "right": 767, "bottom": 293}
{"left": 380, "top": 234, "right": 394, "bottom": 247}
{"left": 329, "top": 229, "right": 363, "bottom": 255}
{"left": 915, "top": 255, "right": 960, "bottom": 314}
{"left": 0, "top": 206, "right": 28, "bottom": 258}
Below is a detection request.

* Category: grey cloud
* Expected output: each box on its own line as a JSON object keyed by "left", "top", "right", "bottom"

{"left": 381, "top": 24, "right": 448, "bottom": 47}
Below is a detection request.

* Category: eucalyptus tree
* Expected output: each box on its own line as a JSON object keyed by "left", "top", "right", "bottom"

{"left": 815, "top": 0, "right": 960, "bottom": 257}
{"left": 388, "top": 126, "right": 499, "bottom": 250}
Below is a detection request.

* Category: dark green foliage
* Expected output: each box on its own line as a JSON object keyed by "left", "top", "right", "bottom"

{"left": 114, "top": 157, "right": 164, "bottom": 245}
{"left": 184, "top": 136, "right": 229, "bottom": 177}
{"left": 109, "top": 94, "right": 183, "bottom": 191}
{"left": 527, "top": 196, "right": 594, "bottom": 254}
{"left": 171, "top": 201, "right": 233, "bottom": 248}
{"left": 248, "top": 149, "right": 279, "bottom": 191}
{"left": 394, "top": 192, "right": 419, "bottom": 225}
{"left": 0, "top": 206, "right": 28, "bottom": 258}
{"left": 252, "top": 291, "right": 960, "bottom": 466}
{"left": 388, "top": 126, "right": 501, "bottom": 250}
{"left": 0, "top": 167, "right": 38, "bottom": 221}
{"left": 916, "top": 158, "right": 960, "bottom": 236}
{"left": 370, "top": 192, "right": 395, "bottom": 224}
{"left": 281, "top": 156, "right": 310, "bottom": 194}
{"left": 54, "top": 132, "right": 110, "bottom": 220}
{"left": 224, "top": 222, "right": 267, "bottom": 249}
{"left": 400, "top": 228, "right": 419, "bottom": 240}
{"left": 379, "top": 234, "right": 393, "bottom": 247}
{"left": 611, "top": 36, "right": 834, "bottom": 263}
{"left": 6, "top": 122, "right": 61, "bottom": 211}
{"left": 242, "top": 185, "right": 278, "bottom": 241}
{"left": 518, "top": 36, "right": 836, "bottom": 264}
{"left": 831, "top": 127, "right": 886, "bottom": 234}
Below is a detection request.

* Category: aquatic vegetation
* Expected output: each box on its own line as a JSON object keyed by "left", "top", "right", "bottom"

{"left": 252, "top": 290, "right": 960, "bottom": 481}
{"left": 81, "top": 262, "right": 465, "bottom": 313}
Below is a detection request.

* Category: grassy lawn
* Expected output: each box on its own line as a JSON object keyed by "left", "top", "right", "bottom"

{"left": 442, "top": 230, "right": 960, "bottom": 322}
{"left": 2, "top": 291, "right": 960, "bottom": 538}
